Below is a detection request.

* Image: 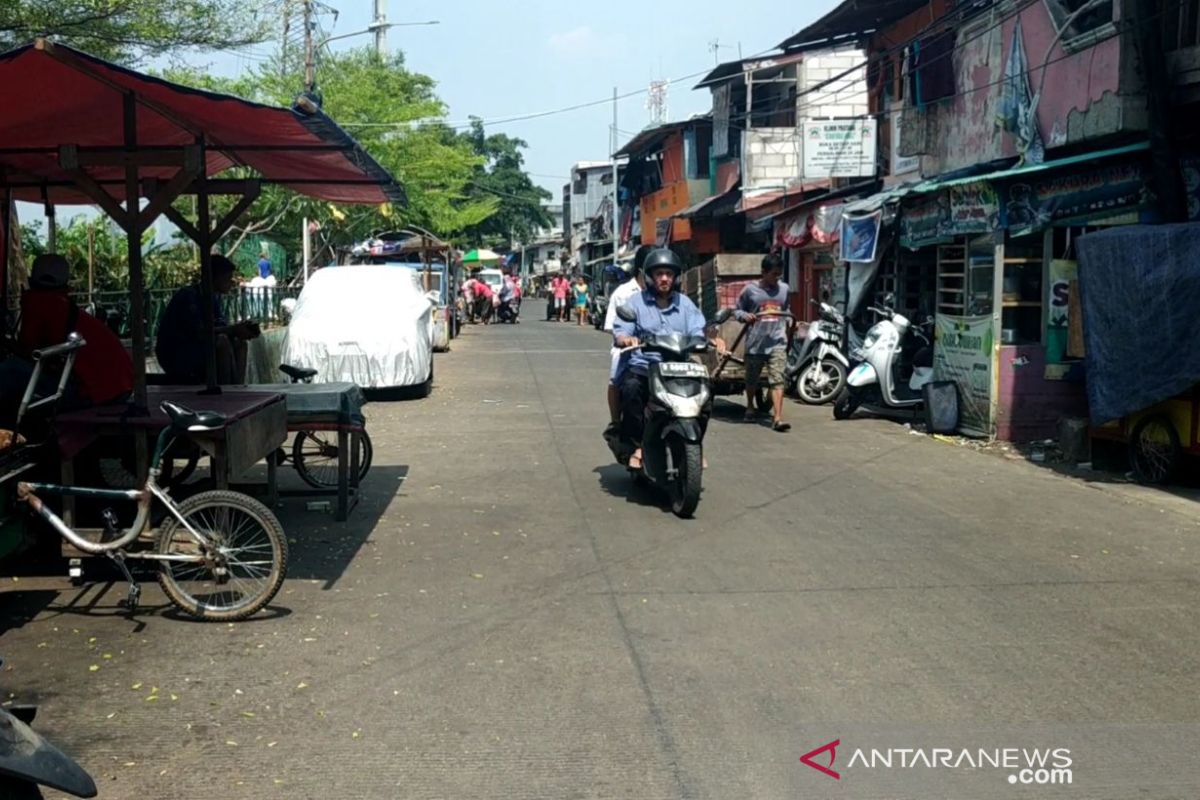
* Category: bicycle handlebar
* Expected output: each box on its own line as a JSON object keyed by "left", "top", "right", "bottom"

{"left": 32, "top": 334, "right": 86, "bottom": 360}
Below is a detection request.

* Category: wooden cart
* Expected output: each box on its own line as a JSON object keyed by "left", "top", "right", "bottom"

{"left": 1090, "top": 385, "right": 1200, "bottom": 484}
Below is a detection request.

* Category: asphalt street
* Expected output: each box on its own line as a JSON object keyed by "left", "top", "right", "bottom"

{"left": 3, "top": 316, "right": 1200, "bottom": 799}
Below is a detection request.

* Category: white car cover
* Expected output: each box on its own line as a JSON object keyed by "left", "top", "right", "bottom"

{"left": 282, "top": 265, "right": 434, "bottom": 388}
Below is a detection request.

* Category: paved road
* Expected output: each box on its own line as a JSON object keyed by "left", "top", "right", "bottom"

{"left": 4, "top": 317, "right": 1200, "bottom": 799}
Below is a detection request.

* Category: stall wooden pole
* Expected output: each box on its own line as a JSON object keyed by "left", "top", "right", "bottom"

{"left": 0, "top": 187, "right": 10, "bottom": 330}
{"left": 122, "top": 91, "right": 148, "bottom": 414}
{"left": 196, "top": 138, "right": 220, "bottom": 394}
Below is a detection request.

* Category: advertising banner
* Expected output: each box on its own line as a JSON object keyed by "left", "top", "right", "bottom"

{"left": 839, "top": 210, "right": 882, "bottom": 263}
{"left": 948, "top": 181, "right": 1001, "bottom": 235}
{"left": 803, "top": 119, "right": 878, "bottom": 178}
{"left": 1002, "top": 160, "right": 1148, "bottom": 234}
{"left": 934, "top": 314, "right": 994, "bottom": 436}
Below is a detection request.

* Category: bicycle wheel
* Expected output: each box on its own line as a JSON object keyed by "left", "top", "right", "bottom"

{"left": 155, "top": 490, "right": 287, "bottom": 621}
{"left": 292, "top": 430, "right": 373, "bottom": 488}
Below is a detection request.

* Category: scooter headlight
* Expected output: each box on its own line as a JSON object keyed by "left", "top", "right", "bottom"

{"left": 663, "top": 378, "right": 703, "bottom": 398}
{"left": 861, "top": 331, "right": 879, "bottom": 351}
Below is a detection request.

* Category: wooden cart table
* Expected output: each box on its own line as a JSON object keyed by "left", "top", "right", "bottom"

{"left": 55, "top": 388, "right": 288, "bottom": 528}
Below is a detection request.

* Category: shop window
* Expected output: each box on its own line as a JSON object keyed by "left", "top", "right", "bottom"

{"left": 938, "top": 236, "right": 995, "bottom": 316}
{"left": 937, "top": 243, "right": 967, "bottom": 316}
{"left": 1001, "top": 235, "right": 1044, "bottom": 345}
{"left": 1043, "top": 0, "right": 1116, "bottom": 52}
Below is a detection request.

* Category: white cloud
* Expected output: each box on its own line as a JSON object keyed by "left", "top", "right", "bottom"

{"left": 547, "top": 26, "right": 604, "bottom": 58}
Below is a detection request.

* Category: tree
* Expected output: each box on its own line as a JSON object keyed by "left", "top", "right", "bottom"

{"left": 458, "top": 119, "right": 553, "bottom": 248}
{"left": 0, "top": 0, "right": 270, "bottom": 64}
{"left": 161, "top": 50, "right": 500, "bottom": 268}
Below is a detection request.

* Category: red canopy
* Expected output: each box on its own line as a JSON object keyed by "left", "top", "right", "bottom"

{"left": 0, "top": 40, "right": 406, "bottom": 206}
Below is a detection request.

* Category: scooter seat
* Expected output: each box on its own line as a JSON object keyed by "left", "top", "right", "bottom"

{"left": 161, "top": 401, "right": 227, "bottom": 432}
{"left": 280, "top": 364, "right": 319, "bottom": 382}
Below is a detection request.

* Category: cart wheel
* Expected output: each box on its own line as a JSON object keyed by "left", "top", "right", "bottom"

{"left": 1129, "top": 414, "right": 1181, "bottom": 485}
{"left": 293, "top": 430, "right": 373, "bottom": 489}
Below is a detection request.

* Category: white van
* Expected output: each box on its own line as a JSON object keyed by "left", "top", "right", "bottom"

{"left": 477, "top": 269, "right": 505, "bottom": 295}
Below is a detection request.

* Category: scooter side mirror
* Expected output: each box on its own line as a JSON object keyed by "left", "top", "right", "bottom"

{"left": 711, "top": 308, "right": 733, "bottom": 325}
{"left": 615, "top": 304, "right": 637, "bottom": 323}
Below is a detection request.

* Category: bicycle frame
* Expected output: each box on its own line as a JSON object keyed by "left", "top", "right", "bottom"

{"left": 16, "top": 426, "right": 215, "bottom": 560}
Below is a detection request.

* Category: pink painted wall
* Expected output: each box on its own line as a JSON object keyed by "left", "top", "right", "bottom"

{"left": 996, "top": 345, "right": 1088, "bottom": 441}
{"left": 935, "top": 3, "right": 1123, "bottom": 174}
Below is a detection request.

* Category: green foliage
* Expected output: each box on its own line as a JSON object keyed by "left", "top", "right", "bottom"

{"left": 458, "top": 119, "right": 554, "bottom": 248}
{"left": 160, "top": 49, "right": 510, "bottom": 266}
{"left": 0, "top": 0, "right": 270, "bottom": 64}
{"left": 19, "top": 218, "right": 197, "bottom": 293}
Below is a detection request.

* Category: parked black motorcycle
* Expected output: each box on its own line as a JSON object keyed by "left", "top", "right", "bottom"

{"left": 0, "top": 657, "right": 97, "bottom": 798}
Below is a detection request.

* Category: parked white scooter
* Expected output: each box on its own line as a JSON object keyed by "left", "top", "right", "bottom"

{"left": 834, "top": 296, "right": 935, "bottom": 420}
{"left": 785, "top": 299, "right": 850, "bottom": 404}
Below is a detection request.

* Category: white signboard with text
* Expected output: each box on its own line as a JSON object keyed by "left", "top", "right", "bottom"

{"left": 802, "top": 119, "right": 878, "bottom": 179}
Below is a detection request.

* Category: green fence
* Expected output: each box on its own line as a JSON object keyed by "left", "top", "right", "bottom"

{"left": 73, "top": 285, "right": 300, "bottom": 343}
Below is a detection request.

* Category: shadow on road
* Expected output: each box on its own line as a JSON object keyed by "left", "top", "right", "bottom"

{"left": 592, "top": 464, "right": 676, "bottom": 513}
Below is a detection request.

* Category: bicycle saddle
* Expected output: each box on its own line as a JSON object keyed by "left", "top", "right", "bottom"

{"left": 279, "top": 364, "right": 318, "bottom": 382}
{"left": 161, "top": 401, "right": 226, "bottom": 432}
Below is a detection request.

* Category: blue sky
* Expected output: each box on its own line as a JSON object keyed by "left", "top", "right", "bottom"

{"left": 22, "top": 0, "right": 840, "bottom": 228}
{"left": 196, "top": 0, "right": 841, "bottom": 198}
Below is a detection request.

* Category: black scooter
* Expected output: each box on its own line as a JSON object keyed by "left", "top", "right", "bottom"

{"left": 0, "top": 657, "right": 97, "bottom": 798}
{"left": 604, "top": 305, "right": 713, "bottom": 518}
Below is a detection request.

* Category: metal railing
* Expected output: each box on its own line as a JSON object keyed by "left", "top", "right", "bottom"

{"left": 72, "top": 286, "right": 301, "bottom": 342}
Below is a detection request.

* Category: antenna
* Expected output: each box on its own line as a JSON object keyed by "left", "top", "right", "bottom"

{"left": 646, "top": 79, "right": 668, "bottom": 125}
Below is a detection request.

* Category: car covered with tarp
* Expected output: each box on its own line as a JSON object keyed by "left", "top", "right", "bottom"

{"left": 282, "top": 265, "right": 434, "bottom": 395}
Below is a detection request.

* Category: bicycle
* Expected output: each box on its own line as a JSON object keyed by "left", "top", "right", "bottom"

{"left": 276, "top": 364, "right": 373, "bottom": 489}
{"left": 4, "top": 336, "right": 287, "bottom": 621}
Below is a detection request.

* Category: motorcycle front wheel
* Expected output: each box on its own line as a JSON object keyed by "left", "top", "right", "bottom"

{"left": 797, "top": 359, "right": 847, "bottom": 405}
{"left": 667, "top": 435, "right": 702, "bottom": 518}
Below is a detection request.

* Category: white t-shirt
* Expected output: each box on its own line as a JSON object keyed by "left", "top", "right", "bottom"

{"left": 604, "top": 279, "right": 643, "bottom": 333}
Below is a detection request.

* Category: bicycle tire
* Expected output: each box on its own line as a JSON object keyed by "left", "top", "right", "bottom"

{"left": 292, "top": 430, "right": 373, "bottom": 488}
{"left": 155, "top": 490, "right": 287, "bottom": 621}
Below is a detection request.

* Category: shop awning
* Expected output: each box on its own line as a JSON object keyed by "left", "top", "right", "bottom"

{"left": 675, "top": 186, "right": 741, "bottom": 219}
{"left": 614, "top": 115, "right": 710, "bottom": 159}
{"left": 904, "top": 141, "right": 1150, "bottom": 195}
{"left": 694, "top": 51, "right": 808, "bottom": 90}
{"left": 0, "top": 40, "right": 406, "bottom": 205}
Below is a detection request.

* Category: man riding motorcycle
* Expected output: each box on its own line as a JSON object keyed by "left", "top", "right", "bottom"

{"left": 611, "top": 247, "right": 709, "bottom": 470}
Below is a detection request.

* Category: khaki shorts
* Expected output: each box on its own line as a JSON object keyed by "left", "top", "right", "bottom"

{"left": 745, "top": 349, "right": 786, "bottom": 389}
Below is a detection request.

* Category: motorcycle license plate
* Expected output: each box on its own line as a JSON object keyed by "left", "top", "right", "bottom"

{"left": 657, "top": 362, "right": 708, "bottom": 378}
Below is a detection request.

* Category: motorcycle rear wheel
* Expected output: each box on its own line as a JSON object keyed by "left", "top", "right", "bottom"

{"left": 668, "top": 436, "right": 702, "bottom": 518}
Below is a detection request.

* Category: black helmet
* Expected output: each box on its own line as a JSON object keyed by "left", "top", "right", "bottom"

{"left": 642, "top": 247, "right": 683, "bottom": 280}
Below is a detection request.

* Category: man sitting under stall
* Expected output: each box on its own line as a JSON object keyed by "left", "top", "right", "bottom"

{"left": 0, "top": 254, "right": 133, "bottom": 428}
{"left": 155, "top": 255, "right": 261, "bottom": 385}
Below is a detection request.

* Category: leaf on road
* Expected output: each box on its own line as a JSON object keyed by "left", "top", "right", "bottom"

{"left": 88, "top": 665, "right": 100, "bottom": 672}
{"left": 241, "top": 711, "right": 256, "bottom": 718}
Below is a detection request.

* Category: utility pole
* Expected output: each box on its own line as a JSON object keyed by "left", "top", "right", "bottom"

{"left": 302, "top": 0, "right": 315, "bottom": 94}
{"left": 281, "top": 0, "right": 292, "bottom": 78}
{"left": 611, "top": 87, "right": 619, "bottom": 264}
{"left": 374, "top": 0, "right": 388, "bottom": 56}
{"left": 1132, "top": 0, "right": 1185, "bottom": 221}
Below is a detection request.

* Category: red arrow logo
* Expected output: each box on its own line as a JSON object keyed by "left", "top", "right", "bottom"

{"left": 800, "top": 739, "right": 841, "bottom": 780}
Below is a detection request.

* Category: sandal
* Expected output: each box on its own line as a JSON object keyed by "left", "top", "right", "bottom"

{"left": 773, "top": 421, "right": 791, "bottom": 432}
